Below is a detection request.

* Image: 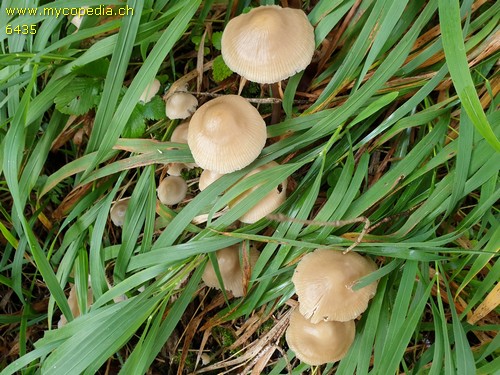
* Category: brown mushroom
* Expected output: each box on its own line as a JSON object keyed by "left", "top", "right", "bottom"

{"left": 199, "top": 169, "right": 225, "bottom": 191}
{"left": 292, "top": 249, "right": 378, "bottom": 323}
{"left": 168, "top": 121, "right": 197, "bottom": 176}
{"left": 110, "top": 198, "right": 131, "bottom": 227}
{"left": 202, "top": 245, "right": 259, "bottom": 297}
{"left": 228, "top": 161, "right": 287, "bottom": 223}
{"left": 157, "top": 176, "right": 188, "bottom": 206}
{"left": 187, "top": 95, "right": 266, "bottom": 173}
{"left": 285, "top": 308, "right": 355, "bottom": 365}
{"left": 221, "top": 5, "right": 315, "bottom": 84}
{"left": 165, "top": 92, "right": 198, "bottom": 119}
{"left": 139, "top": 79, "right": 160, "bottom": 103}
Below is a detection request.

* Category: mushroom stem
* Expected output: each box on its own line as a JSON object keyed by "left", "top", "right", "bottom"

{"left": 238, "top": 76, "right": 247, "bottom": 95}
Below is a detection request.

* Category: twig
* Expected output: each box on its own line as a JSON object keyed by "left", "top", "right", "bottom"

{"left": 184, "top": 91, "right": 310, "bottom": 104}
{"left": 266, "top": 213, "right": 370, "bottom": 253}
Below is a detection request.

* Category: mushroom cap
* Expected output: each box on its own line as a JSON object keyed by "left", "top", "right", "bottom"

{"left": 187, "top": 95, "right": 267, "bottom": 173}
{"left": 171, "top": 121, "right": 190, "bottom": 144}
{"left": 110, "top": 198, "right": 131, "bottom": 227}
{"left": 165, "top": 92, "right": 198, "bottom": 119}
{"left": 139, "top": 79, "right": 161, "bottom": 103}
{"left": 202, "top": 245, "right": 260, "bottom": 297}
{"left": 221, "top": 5, "right": 315, "bottom": 84}
{"left": 229, "top": 161, "right": 287, "bottom": 223}
{"left": 157, "top": 176, "right": 188, "bottom": 205}
{"left": 292, "top": 249, "right": 378, "bottom": 323}
{"left": 199, "top": 169, "right": 225, "bottom": 191}
{"left": 285, "top": 308, "right": 355, "bottom": 365}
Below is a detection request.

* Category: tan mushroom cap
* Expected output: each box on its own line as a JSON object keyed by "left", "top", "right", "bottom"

{"left": 110, "top": 198, "right": 131, "bottom": 227}
{"left": 199, "top": 169, "right": 225, "bottom": 191}
{"left": 139, "top": 78, "right": 160, "bottom": 103}
{"left": 157, "top": 176, "right": 188, "bottom": 205}
{"left": 168, "top": 122, "right": 197, "bottom": 176}
{"left": 171, "top": 121, "right": 190, "bottom": 144}
{"left": 165, "top": 92, "right": 198, "bottom": 119}
{"left": 187, "top": 95, "right": 267, "bottom": 173}
{"left": 292, "top": 249, "right": 378, "bottom": 323}
{"left": 286, "top": 308, "right": 355, "bottom": 365}
{"left": 229, "top": 161, "right": 287, "bottom": 223}
{"left": 221, "top": 5, "right": 315, "bottom": 84}
{"left": 202, "top": 245, "right": 260, "bottom": 297}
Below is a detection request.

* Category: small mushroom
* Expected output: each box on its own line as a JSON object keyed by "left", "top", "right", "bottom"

{"left": 110, "top": 198, "right": 131, "bottom": 227}
{"left": 157, "top": 176, "right": 188, "bottom": 205}
{"left": 168, "top": 121, "right": 197, "bottom": 176}
{"left": 170, "top": 121, "right": 190, "bottom": 144}
{"left": 187, "top": 95, "right": 267, "bottom": 173}
{"left": 221, "top": 5, "right": 315, "bottom": 84}
{"left": 285, "top": 308, "right": 355, "bottom": 365}
{"left": 165, "top": 92, "right": 198, "bottom": 119}
{"left": 198, "top": 169, "right": 224, "bottom": 191}
{"left": 139, "top": 78, "right": 161, "bottom": 103}
{"left": 229, "top": 161, "right": 287, "bottom": 224}
{"left": 57, "top": 281, "right": 93, "bottom": 328}
{"left": 202, "top": 245, "right": 259, "bottom": 297}
{"left": 70, "top": 6, "right": 89, "bottom": 30}
{"left": 292, "top": 249, "right": 378, "bottom": 323}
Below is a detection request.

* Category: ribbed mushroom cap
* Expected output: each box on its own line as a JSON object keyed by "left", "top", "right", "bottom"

{"left": 199, "top": 169, "right": 225, "bottom": 191}
{"left": 202, "top": 245, "right": 260, "bottom": 297}
{"left": 292, "top": 249, "right": 378, "bottom": 323}
{"left": 187, "top": 95, "right": 267, "bottom": 173}
{"left": 228, "top": 161, "right": 287, "bottom": 223}
{"left": 110, "top": 198, "right": 130, "bottom": 227}
{"left": 286, "top": 308, "right": 355, "bottom": 366}
{"left": 139, "top": 79, "right": 160, "bottom": 103}
{"left": 157, "top": 176, "right": 188, "bottom": 205}
{"left": 221, "top": 5, "right": 315, "bottom": 84}
{"left": 165, "top": 92, "right": 198, "bottom": 119}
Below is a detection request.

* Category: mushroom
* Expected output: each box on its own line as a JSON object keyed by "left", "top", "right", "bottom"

{"left": 139, "top": 78, "right": 161, "bottom": 103}
{"left": 57, "top": 281, "right": 93, "bottom": 328}
{"left": 70, "top": 6, "right": 89, "bottom": 30}
{"left": 285, "top": 308, "right": 355, "bottom": 365}
{"left": 221, "top": 5, "right": 315, "bottom": 84}
{"left": 292, "top": 249, "right": 378, "bottom": 323}
{"left": 167, "top": 121, "right": 197, "bottom": 176}
{"left": 202, "top": 245, "right": 259, "bottom": 297}
{"left": 165, "top": 92, "right": 198, "bottom": 120}
{"left": 187, "top": 95, "right": 267, "bottom": 173}
{"left": 110, "top": 198, "right": 131, "bottom": 227}
{"left": 157, "top": 176, "right": 188, "bottom": 205}
{"left": 170, "top": 121, "right": 190, "bottom": 144}
{"left": 198, "top": 169, "right": 224, "bottom": 191}
{"left": 228, "top": 161, "right": 287, "bottom": 224}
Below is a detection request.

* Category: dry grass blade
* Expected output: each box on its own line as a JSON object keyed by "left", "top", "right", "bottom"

{"left": 468, "top": 282, "right": 500, "bottom": 325}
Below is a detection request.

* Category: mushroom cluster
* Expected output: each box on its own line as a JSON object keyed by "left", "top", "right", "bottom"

{"left": 286, "top": 249, "right": 378, "bottom": 365}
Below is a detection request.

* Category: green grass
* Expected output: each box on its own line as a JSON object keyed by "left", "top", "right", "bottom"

{"left": 1, "top": 0, "right": 499, "bottom": 374}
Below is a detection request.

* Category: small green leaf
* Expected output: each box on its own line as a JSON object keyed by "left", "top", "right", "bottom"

{"left": 142, "top": 96, "right": 166, "bottom": 121}
{"left": 54, "top": 78, "right": 101, "bottom": 115}
{"left": 72, "top": 58, "right": 111, "bottom": 78}
{"left": 122, "top": 105, "right": 146, "bottom": 138}
{"left": 212, "top": 31, "right": 222, "bottom": 50}
{"left": 212, "top": 55, "right": 233, "bottom": 83}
